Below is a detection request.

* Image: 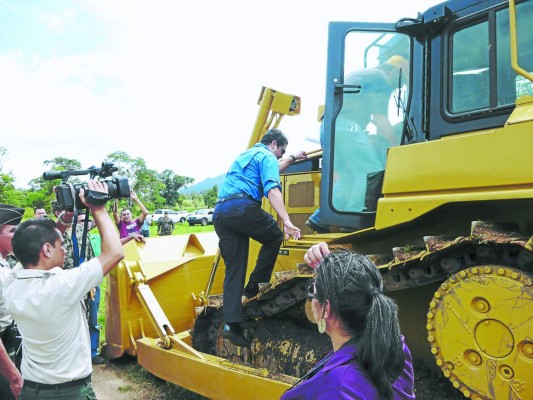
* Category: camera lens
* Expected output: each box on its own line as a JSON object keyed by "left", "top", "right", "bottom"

{"left": 104, "top": 177, "right": 130, "bottom": 199}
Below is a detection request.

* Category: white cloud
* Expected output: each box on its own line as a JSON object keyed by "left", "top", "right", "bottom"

{"left": 41, "top": 12, "right": 64, "bottom": 32}
{"left": 1, "top": 0, "right": 436, "bottom": 189}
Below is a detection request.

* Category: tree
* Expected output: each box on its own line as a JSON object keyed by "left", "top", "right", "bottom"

{"left": 203, "top": 185, "right": 218, "bottom": 208}
{"left": 26, "top": 157, "right": 83, "bottom": 210}
{"left": 159, "top": 169, "right": 194, "bottom": 207}
{"left": 0, "top": 148, "right": 19, "bottom": 204}
{"left": 30, "top": 157, "right": 83, "bottom": 191}
{"left": 0, "top": 147, "right": 7, "bottom": 172}
{"left": 1, "top": 149, "right": 197, "bottom": 214}
{"left": 191, "top": 193, "right": 202, "bottom": 209}
{"left": 0, "top": 148, "right": 31, "bottom": 206}
{"left": 105, "top": 151, "right": 142, "bottom": 186}
{"left": 105, "top": 151, "right": 193, "bottom": 211}
{"left": 106, "top": 151, "right": 164, "bottom": 211}
{"left": 0, "top": 173, "right": 23, "bottom": 205}
{"left": 135, "top": 165, "right": 166, "bottom": 210}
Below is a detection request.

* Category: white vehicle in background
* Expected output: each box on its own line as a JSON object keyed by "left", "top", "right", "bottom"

{"left": 149, "top": 209, "right": 188, "bottom": 224}
{"left": 187, "top": 208, "right": 214, "bottom": 226}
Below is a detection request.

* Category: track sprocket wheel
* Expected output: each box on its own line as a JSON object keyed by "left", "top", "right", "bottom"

{"left": 427, "top": 266, "right": 533, "bottom": 400}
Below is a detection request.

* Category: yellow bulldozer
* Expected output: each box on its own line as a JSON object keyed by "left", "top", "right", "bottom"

{"left": 102, "top": 0, "right": 533, "bottom": 399}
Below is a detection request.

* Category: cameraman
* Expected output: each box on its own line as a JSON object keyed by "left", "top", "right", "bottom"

{"left": 4, "top": 180, "right": 124, "bottom": 399}
{"left": 112, "top": 189, "right": 148, "bottom": 239}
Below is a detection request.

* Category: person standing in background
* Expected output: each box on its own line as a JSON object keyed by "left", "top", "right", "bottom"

{"left": 139, "top": 215, "right": 151, "bottom": 237}
{"left": 33, "top": 208, "right": 48, "bottom": 219}
{"left": 157, "top": 212, "right": 174, "bottom": 236}
{"left": 113, "top": 190, "right": 149, "bottom": 239}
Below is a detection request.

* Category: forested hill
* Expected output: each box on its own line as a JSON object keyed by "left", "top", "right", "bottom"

{"left": 181, "top": 173, "right": 225, "bottom": 195}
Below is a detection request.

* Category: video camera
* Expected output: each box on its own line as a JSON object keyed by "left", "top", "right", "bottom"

{"left": 43, "top": 161, "right": 130, "bottom": 211}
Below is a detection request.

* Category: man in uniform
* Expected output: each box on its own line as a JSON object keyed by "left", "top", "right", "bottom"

{"left": 33, "top": 208, "right": 48, "bottom": 219}
{"left": 0, "top": 203, "right": 25, "bottom": 399}
{"left": 157, "top": 211, "right": 174, "bottom": 236}
{"left": 54, "top": 209, "right": 95, "bottom": 270}
{"left": 5, "top": 180, "right": 124, "bottom": 399}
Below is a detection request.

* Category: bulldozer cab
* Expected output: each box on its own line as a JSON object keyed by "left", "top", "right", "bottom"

{"left": 318, "top": 0, "right": 533, "bottom": 232}
{"left": 319, "top": 25, "right": 410, "bottom": 230}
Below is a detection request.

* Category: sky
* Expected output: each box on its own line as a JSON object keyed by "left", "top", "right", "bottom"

{"left": 0, "top": 0, "right": 437, "bottom": 189}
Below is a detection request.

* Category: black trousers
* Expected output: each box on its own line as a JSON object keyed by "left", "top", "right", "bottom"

{"left": 0, "top": 325, "right": 17, "bottom": 400}
{"left": 0, "top": 375, "right": 15, "bottom": 400}
{"left": 213, "top": 199, "right": 283, "bottom": 324}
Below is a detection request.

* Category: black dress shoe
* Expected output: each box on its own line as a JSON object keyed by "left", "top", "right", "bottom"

{"left": 221, "top": 323, "right": 251, "bottom": 347}
{"left": 92, "top": 355, "right": 106, "bottom": 365}
{"left": 305, "top": 219, "right": 330, "bottom": 234}
{"left": 243, "top": 281, "right": 259, "bottom": 299}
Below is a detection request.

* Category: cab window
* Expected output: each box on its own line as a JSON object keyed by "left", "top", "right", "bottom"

{"left": 450, "top": 1, "right": 533, "bottom": 115}
{"left": 332, "top": 31, "right": 409, "bottom": 213}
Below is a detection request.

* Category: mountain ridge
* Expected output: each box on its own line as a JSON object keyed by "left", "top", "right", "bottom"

{"left": 181, "top": 173, "right": 225, "bottom": 194}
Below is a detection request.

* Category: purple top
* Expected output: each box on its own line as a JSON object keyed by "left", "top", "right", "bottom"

{"left": 116, "top": 218, "right": 142, "bottom": 239}
{"left": 281, "top": 337, "right": 415, "bottom": 400}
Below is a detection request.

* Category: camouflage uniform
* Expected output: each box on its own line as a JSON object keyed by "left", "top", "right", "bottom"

{"left": 63, "top": 224, "right": 95, "bottom": 270}
{"left": 157, "top": 216, "right": 174, "bottom": 236}
{"left": 4, "top": 254, "right": 18, "bottom": 269}
{"left": 61, "top": 224, "right": 95, "bottom": 332}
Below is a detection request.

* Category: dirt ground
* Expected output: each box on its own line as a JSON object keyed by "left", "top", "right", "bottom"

{"left": 92, "top": 356, "right": 464, "bottom": 400}
{"left": 92, "top": 356, "right": 206, "bottom": 400}
{"left": 92, "top": 363, "right": 149, "bottom": 400}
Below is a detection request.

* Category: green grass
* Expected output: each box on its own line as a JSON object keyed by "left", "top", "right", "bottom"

{"left": 148, "top": 222, "right": 215, "bottom": 236}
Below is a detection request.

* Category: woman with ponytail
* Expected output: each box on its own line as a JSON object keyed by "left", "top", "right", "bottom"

{"left": 281, "top": 242, "right": 415, "bottom": 400}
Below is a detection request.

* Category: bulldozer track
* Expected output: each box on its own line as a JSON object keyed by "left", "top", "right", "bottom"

{"left": 376, "top": 221, "right": 533, "bottom": 292}
{"left": 192, "top": 221, "right": 533, "bottom": 392}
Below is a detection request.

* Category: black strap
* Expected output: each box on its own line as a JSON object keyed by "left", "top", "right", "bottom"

{"left": 217, "top": 193, "right": 258, "bottom": 203}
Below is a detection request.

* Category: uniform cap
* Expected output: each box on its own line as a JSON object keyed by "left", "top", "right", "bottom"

{"left": 0, "top": 204, "right": 25, "bottom": 225}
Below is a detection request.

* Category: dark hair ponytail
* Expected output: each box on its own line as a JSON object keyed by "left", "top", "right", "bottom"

{"left": 359, "top": 293, "right": 405, "bottom": 399}
{"left": 316, "top": 249, "right": 405, "bottom": 400}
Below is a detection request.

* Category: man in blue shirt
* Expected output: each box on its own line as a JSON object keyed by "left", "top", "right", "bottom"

{"left": 214, "top": 128, "right": 302, "bottom": 347}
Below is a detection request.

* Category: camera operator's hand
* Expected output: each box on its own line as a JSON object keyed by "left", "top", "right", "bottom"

{"left": 78, "top": 180, "right": 108, "bottom": 211}
{"left": 79, "top": 179, "right": 125, "bottom": 276}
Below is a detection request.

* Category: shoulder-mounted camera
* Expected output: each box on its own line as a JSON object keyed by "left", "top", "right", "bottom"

{"left": 43, "top": 161, "right": 130, "bottom": 211}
